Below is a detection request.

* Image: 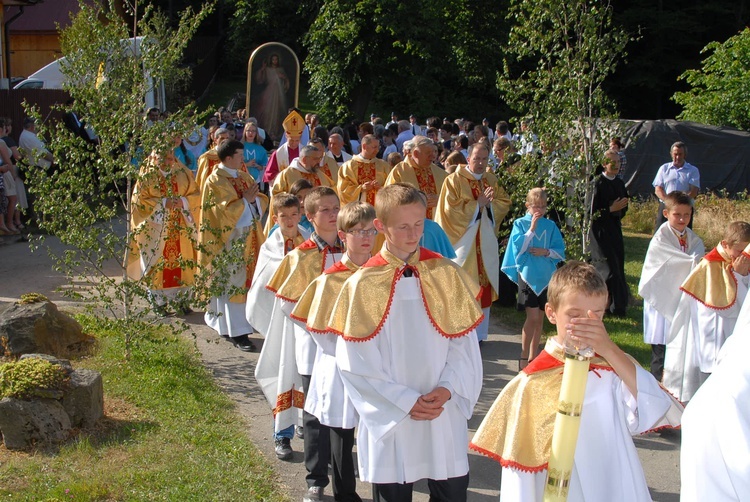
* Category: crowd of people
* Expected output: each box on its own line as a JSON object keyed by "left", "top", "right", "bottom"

{"left": 16, "top": 102, "right": 747, "bottom": 500}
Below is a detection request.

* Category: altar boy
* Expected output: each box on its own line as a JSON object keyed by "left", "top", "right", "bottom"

{"left": 331, "top": 183, "right": 483, "bottom": 502}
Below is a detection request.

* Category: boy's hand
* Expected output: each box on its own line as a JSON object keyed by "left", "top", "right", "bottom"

{"left": 528, "top": 247, "right": 548, "bottom": 257}
{"left": 733, "top": 254, "right": 750, "bottom": 276}
{"left": 409, "top": 387, "right": 451, "bottom": 421}
{"left": 567, "top": 310, "right": 616, "bottom": 358}
{"left": 529, "top": 210, "right": 543, "bottom": 232}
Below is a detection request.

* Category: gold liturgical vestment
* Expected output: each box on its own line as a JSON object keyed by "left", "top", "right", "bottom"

{"left": 264, "top": 165, "right": 335, "bottom": 235}
{"left": 197, "top": 166, "right": 268, "bottom": 303}
{"left": 434, "top": 166, "right": 510, "bottom": 306}
{"left": 327, "top": 247, "right": 483, "bottom": 340}
{"left": 127, "top": 155, "right": 200, "bottom": 290}
{"left": 384, "top": 157, "right": 448, "bottom": 219}
{"left": 469, "top": 339, "right": 615, "bottom": 472}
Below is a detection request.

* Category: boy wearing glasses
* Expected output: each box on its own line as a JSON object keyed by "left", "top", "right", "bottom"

{"left": 255, "top": 187, "right": 343, "bottom": 501}
{"left": 291, "top": 201, "right": 378, "bottom": 502}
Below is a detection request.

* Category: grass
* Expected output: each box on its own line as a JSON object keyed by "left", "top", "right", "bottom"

{"left": 0, "top": 316, "right": 289, "bottom": 502}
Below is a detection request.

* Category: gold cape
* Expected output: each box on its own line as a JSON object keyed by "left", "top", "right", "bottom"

{"left": 290, "top": 255, "right": 359, "bottom": 332}
{"left": 469, "top": 339, "right": 615, "bottom": 472}
{"left": 195, "top": 149, "right": 220, "bottom": 188}
{"left": 266, "top": 238, "right": 337, "bottom": 303}
{"left": 680, "top": 243, "right": 746, "bottom": 309}
{"left": 434, "top": 167, "right": 511, "bottom": 302}
{"left": 384, "top": 156, "right": 448, "bottom": 219}
{"left": 264, "top": 165, "right": 335, "bottom": 235}
{"left": 127, "top": 154, "right": 200, "bottom": 289}
{"left": 337, "top": 155, "right": 392, "bottom": 206}
{"left": 197, "top": 166, "right": 268, "bottom": 303}
{"left": 327, "top": 246, "right": 483, "bottom": 340}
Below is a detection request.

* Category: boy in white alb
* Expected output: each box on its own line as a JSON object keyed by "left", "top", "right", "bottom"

{"left": 331, "top": 183, "right": 484, "bottom": 502}
{"left": 255, "top": 187, "right": 344, "bottom": 501}
{"left": 638, "top": 191, "right": 704, "bottom": 381}
{"left": 291, "top": 201, "right": 377, "bottom": 502}
{"left": 664, "top": 221, "right": 750, "bottom": 402}
{"left": 471, "top": 261, "right": 682, "bottom": 502}
{"left": 246, "top": 193, "right": 311, "bottom": 458}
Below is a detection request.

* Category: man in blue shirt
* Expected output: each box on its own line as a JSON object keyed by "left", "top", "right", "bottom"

{"left": 652, "top": 141, "right": 700, "bottom": 231}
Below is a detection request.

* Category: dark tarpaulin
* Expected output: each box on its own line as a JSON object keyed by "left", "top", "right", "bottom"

{"left": 619, "top": 119, "right": 750, "bottom": 198}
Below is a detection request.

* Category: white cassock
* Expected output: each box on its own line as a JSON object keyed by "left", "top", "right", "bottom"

{"left": 246, "top": 225, "right": 311, "bottom": 333}
{"left": 500, "top": 362, "right": 681, "bottom": 502}
{"left": 335, "top": 276, "right": 483, "bottom": 484}
{"left": 664, "top": 271, "right": 749, "bottom": 401}
{"left": 254, "top": 246, "right": 339, "bottom": 433}
{"left": 290, "top": 260, "right": 360, "bottom": 429}
{"left": 681, "top": 296, "right": 750, "bottom": 501}
{"left": 638, "top": 222, "right": 704, "bottom": 345}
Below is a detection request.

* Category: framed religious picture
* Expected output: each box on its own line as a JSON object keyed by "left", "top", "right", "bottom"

{"left": 246, "top": 42, "right": 300, "bottom": 144}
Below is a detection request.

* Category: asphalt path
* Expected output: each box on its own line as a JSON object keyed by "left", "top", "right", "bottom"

{"left": 0, "top": 231, "right": 681, "bottom": 501}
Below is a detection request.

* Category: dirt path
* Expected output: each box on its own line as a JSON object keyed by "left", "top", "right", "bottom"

{"left": 0, "top": 233, "right": 681, "bottom": 501}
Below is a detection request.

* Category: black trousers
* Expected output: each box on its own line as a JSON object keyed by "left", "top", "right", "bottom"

{"left": 372, "top": 473, "right": 470, "bottom": 502}
{"left": 650, "top": 343, "right": 666, "bottom": 382}
{"left": 301, "top": 374, "right": 330, "bottom": 488}
{"left": 329, "top": 426, "right": 362, "bottom": 502}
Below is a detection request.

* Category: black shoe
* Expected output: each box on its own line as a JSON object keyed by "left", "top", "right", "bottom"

{"left": 295, "top": 425, "right": 304, "bottom": 439}
{"left": 274, "top": 437, "right": 293, "bottom": 460}
{"left": 303, "top": 486, "right": 324, "bottom": 502}
{"left": 232, "top": 334, "right": 256, "bottom": 352}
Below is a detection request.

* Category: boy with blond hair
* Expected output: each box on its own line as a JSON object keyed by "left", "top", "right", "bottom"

{"left": 255, "top": 187, "right": 343, "bottom": 501}
{"left": 331, "top": 183, "right": 483, "bottom": 502}
{"left": 664, "top": 220, "right": 750, "bottom": 401}
{"left": 291, "top": 201, "right": 377, "bottom": 502}
{"left": 471, "top": 261, "right": 681, "bottom": 502}
{"left": 638, "top": 191, "right": 704, "bottom": 381}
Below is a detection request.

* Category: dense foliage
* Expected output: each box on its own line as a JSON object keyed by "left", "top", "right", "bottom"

{"left": 673, "top": 27, "right": 750, "bottom": 131}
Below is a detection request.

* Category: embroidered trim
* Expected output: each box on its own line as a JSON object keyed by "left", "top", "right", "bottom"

{"left": 468, "top": 443, "right": 548, "bottom": 473}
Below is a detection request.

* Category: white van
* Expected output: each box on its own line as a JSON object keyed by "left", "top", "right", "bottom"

{"left": 13, "top": 37, "right": 167, "bottom": 111}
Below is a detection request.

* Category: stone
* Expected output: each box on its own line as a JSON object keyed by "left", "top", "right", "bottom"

{"left": 0, "top": 301, "right": 95, "bottom": 357}
{"left": 19, "top": 353, "right": 74, "bottom": 375}
{"left": 0, "top": 397, "right": 71, "bottom": 449}
{"left": 62, "top": 369, "right": 103, "bottom": 428}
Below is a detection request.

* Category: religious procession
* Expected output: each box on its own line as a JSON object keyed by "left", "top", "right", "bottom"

{"left": 119, "top": 104, "right": 748, "bottom": 502}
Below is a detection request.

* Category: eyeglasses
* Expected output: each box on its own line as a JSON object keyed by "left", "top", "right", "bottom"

{"left": 346, "top": 229, "right": 378, "bottom": 237}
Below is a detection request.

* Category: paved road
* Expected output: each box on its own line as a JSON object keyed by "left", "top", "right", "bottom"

{"left": 0, "top": 232, "right": 681, "bottom": 501}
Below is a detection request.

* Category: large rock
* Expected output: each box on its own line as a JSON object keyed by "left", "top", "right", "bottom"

{"left": 0, "top": 301, "right": 95, "bottom": 357}
{"left": 0, "top": 397, "right": 71, "bottom": 449}
{"left": 62, "top": 369, "right": 103, "bottom": 428}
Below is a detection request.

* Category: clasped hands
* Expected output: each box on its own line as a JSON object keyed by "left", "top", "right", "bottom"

{"left": 409, "top": 386, "right": 451, "bottom": 421}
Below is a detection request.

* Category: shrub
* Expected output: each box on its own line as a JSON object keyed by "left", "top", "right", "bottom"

{"left": 0, "top": 358, "right": 68, "bottom": 399}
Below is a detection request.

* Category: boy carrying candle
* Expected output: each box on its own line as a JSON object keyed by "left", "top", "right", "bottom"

{"left": 470, "top": 261, "right": 681, "bottom": 502}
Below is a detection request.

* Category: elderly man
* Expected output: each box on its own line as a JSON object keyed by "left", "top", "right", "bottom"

{"left": 19, "top": 117, "right": 53, "bottom": 170}
{"left": 263, "top": 110, "right": 306, "bottom": 185}
{"left": 385, "top": 135, "right": 447, "bottom": 219}
{"left": 265, "top": 144, "right": 334, "bottom": 235}
{"left": 337, "top": 134, "right": 391, "bottom": 206}
{"left": 653, "top": 141, "right": 700, "bottom": 231}
{"left": 435, "top": 143, "right": 511, "bottom": 342}
{"left": 325, "top": 133, "right": 351, "bottom": 167}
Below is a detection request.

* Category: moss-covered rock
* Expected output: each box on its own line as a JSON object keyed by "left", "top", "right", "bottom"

{"left": 0, "top": 357, "right": 68, "bottom": 400}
